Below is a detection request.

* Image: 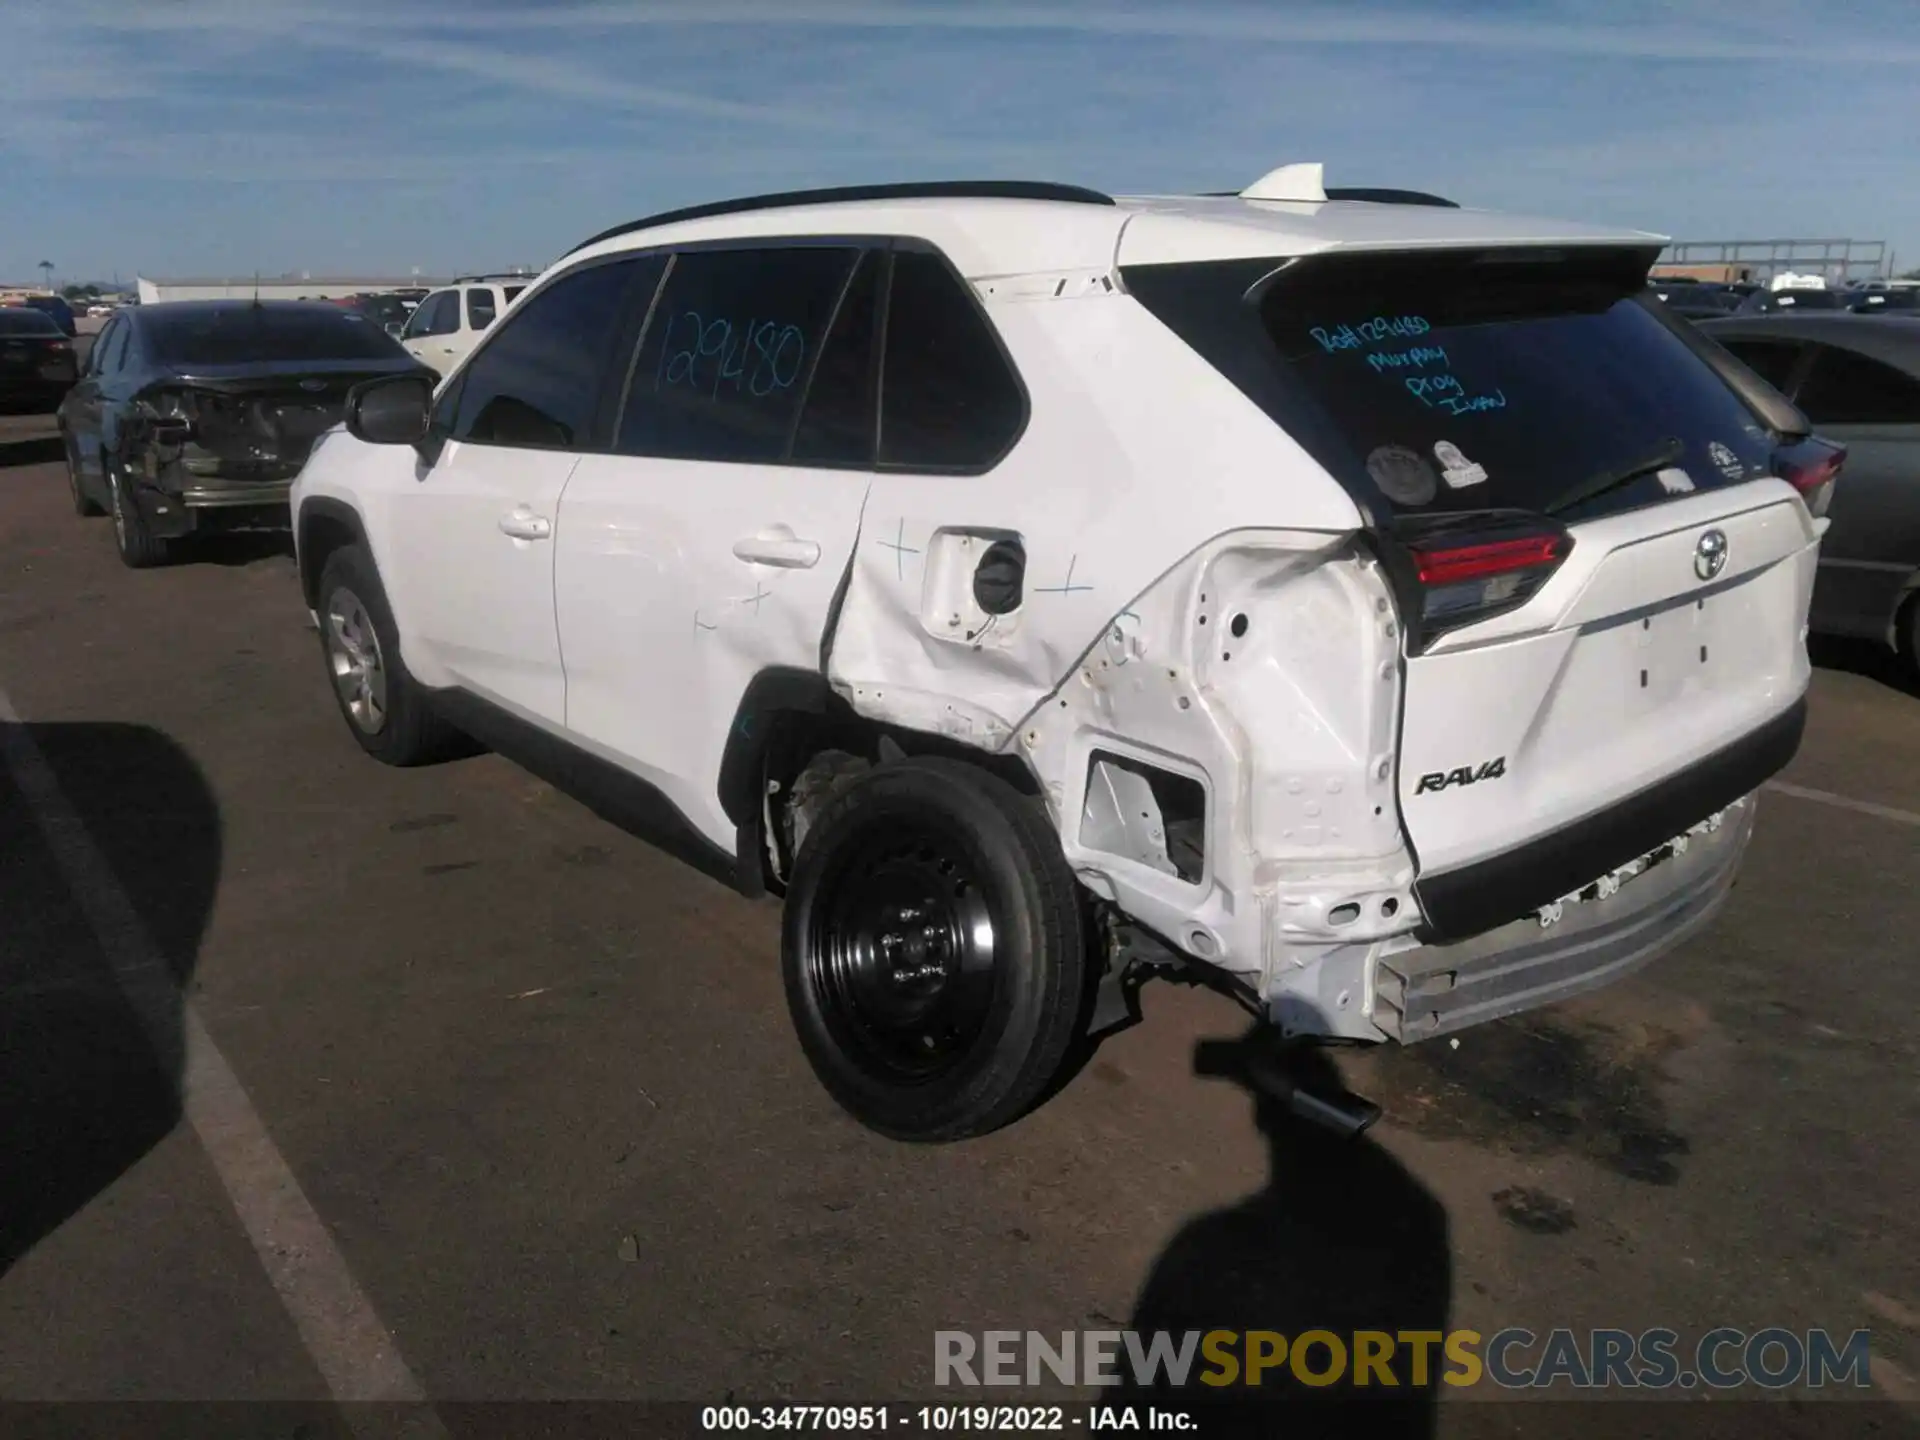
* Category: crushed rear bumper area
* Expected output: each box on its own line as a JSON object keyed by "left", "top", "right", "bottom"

{"left": 1410, "top": 695, "right": 1805, "bottom": 943}
{"left": 135, "top": 477, "right": 293, "bottom": 539}
{"left": 1374, "top": 792, "right": 1757, "bottom": 1042}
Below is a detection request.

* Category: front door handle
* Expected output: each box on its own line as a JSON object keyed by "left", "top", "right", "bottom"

{"left": 733, "top": 528, "right": 821, "bottom": 568}
{"left": 499, "top": 510, "right": 552, "bottom": 541}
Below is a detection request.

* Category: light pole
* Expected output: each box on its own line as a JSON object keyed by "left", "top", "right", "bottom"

{"left": 38, "top": 260, "right": 55, "bottom": 292}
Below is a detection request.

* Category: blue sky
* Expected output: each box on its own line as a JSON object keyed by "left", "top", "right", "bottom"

{"left": 5, "top": 0, "right": 1918, "bottom": 286}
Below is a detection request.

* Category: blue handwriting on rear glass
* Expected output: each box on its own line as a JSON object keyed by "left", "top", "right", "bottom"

{"left": 655, "top": 310, "right": 807, "bottom": 400}
{"left": 1405, "top": 372, "right": 1508, "bottom": 414}
{"left": 1310, "top": 315, "right": 1432, "bottom": 352}
{"left": 1365, "top": 345, "right": 1450, "bottom": 374}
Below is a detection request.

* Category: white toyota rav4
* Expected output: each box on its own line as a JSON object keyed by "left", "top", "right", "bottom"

{"left": 290, "top": 167, "right": 1841, "bottom": 1142}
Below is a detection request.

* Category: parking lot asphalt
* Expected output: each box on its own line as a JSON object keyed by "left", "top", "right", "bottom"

{"left": 2, "top": 435, "right": 1918, "bottom": 1435}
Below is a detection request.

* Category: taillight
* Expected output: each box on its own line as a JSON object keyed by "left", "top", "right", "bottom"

{"left": 1773, "top": 436, "right": 1845, "bottom": 519}
{"left": 1397, "top": 521, "right": 1572, "bottom": 638}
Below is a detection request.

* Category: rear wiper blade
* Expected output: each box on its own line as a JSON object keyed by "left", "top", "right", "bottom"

{"left": 1544, "top": 436, "right": 1686, "bottom": 517}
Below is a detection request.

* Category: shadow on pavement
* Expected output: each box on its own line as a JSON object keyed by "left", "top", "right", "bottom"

{"left": 0, "top": 721, "right": 221, "bottom": 1280}
{"left": 1120, "top": 1030, "right": 1451, "bottom": 1437}
{"left": 1808, "top": 633, "right": 1919, "bottom": 700}
{"left": 0, "top": 437, "right": 64, "bottom": 469}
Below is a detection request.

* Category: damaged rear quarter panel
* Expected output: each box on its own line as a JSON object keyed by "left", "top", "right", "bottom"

{"left": 823, "top": 276, "right": 1363, "bottom": 746}
{"left": 824, "top": 279, "right": 1418, "bottom": 1029}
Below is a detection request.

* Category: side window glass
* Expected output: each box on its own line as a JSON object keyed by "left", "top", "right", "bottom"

{"left": 617, "top": 245, "right": 859, "bottom": 463}
{"left": 103, "top": 321, "right": 132, "bottom": 375}
{"left": 1719, "top": 338, "right": 1803, "bottom": 393}
{"left": 1794, "top": 345, "right": 1920, "bottom": 425}
{"left": 466, "top": 288, "right": 498, "bottom": 331}
{"left": 89, "top": 320, "right": 120, "bottom": 375}
{"left": 791, "top": 250, "right": 882, "bottom": 465}
{"left": 878, "top": 249, "right": 1026, "bottom": 470}
{"left": 401, "top": 296, "right": 435, "bottom": 340}
{"left": 430, "top": 293, "right": 460, "bottom": 337}
{"left": 452, "top": 257, "right": 657, "bottom": 451}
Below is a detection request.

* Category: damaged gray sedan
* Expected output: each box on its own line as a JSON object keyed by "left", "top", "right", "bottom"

{"left": 57, "top": 300, "right": 433, "bottom": 568}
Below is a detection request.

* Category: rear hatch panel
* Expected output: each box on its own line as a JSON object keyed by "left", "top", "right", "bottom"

{"left": 1123, "top": 239, "right": 1822, "bottom": 941}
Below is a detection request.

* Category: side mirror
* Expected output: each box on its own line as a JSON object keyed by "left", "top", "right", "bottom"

{"left": 385, "top": 321, "right": 405, "bottom": 337}
{"left": 346, "top": 373, "right": 434, "bottom": 446}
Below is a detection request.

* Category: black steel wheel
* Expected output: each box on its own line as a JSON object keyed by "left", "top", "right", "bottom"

{"left": 782, "top": 756, "right": 1087, "bottom": 1142}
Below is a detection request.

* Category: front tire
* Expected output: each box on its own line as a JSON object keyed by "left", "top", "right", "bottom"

{"left": 107, "top": 464, "right": 168, "bottom": 568}
{"left": 315, "top": 544, "right": 460, "bottom": 766}
{"left": 781, "top": 757, "right": 1088, "bottom": 1142}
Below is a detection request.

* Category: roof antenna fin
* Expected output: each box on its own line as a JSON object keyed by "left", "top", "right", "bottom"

{"left": 1240, "top": 162, "right": 1327, "bottom": 204}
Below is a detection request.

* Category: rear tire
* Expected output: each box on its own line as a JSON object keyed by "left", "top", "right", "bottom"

{"left": 781, "top": 757, "right": 1087, "bottom": 1142}
{"left": 107, "top": 464, "right": 168, "bottom": 568}
{"left": 315, "top": 544, "right": 460, "bottom": 766}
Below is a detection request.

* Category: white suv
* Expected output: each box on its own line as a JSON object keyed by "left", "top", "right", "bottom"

{"left": 397, "top": 275, "right": 529, "bottom": 377}
{"left": 290, "top": 168, "right": 1841, "bottom": 1142}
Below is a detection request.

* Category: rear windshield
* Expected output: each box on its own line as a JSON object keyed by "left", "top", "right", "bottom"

{"left": 146, "top": 306, "right": 408, "bottom": 366}
{"left": 1125, "top": 246, "right": 1780, "bottom": 524}
{"left": 0, "top": 308, "right": 62, "bottom": 335}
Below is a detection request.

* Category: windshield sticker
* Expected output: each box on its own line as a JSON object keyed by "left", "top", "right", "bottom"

{"left": 1656, "top": 467, "right": 1696, "bottom": 495}
{"left": 1366, "top": 444, "right": 1439, "bottom": 506}
{"left": 1708, "top": 442, "right": 1746, "bottom": 480}
{"left": 1433, "top": 440, "right": 1488, "bottom": 489}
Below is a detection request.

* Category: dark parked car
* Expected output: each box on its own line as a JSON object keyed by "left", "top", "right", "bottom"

{"left": 1850, "top": 288, "right": 1920, "bottom": 315}
{"left": 1700, "top": 313, "right": 1920, "bottom": 668}
{"left": 0, "top": 306, "right": 80, "bottom": 411}
{"left": 10, "top": 293, "right": 79, "bottom": 336}
{"left": 342, "top": 291, "right": 415, "bottom": 335}
{"left": 1651, "top": 282, "right": 1744, "bottom": 320}
{"left": 1735, "top": 287, "right": 1847, "bottom": 314}
{"left": 56, "top": 300, "right": 432, "bottom": 568}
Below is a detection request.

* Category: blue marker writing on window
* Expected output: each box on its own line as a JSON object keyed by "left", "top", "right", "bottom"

{"left": 1365, "top": 345, "right": 1450, "bottom": 374}
{"left": 1310, "top": 315, "right": 1432, "bottom": 353}
{"left": 656, "top": 311, "right": 807, "bottom": 399}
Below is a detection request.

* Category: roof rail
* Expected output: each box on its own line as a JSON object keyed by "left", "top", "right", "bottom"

{"left": 1324, "top": 187, "right": 1460, "bottom": 208}
{"left": 564, "top": 180, "right": 1117, "bottom": 257}
{"left": 451, "top": 272, "right": 536, "bottom": 285}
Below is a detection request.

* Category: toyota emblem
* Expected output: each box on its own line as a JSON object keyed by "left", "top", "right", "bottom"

{"left": 1694, "top": 528, "right": 1728, "bottom": 582}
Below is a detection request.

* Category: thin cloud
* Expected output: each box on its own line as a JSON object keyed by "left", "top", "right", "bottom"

{"left": 445, "top": 0, "right": 1920, "bottom": 65}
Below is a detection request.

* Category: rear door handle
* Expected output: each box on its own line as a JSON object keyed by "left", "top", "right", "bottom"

{"left": 733, "top": 530, "right": 821, "bottom": 569}
{"left": 499, "top": 510, "right": 552, "bottom": 541}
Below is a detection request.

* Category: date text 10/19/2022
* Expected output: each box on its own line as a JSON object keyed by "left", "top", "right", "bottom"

{"left": 700, "top": 1406, "right": 1195, "bottom": 1432}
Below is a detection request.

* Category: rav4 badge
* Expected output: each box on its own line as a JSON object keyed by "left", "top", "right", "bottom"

{"left": 1414, "top": 757, "right": 1507, "bottom": 794}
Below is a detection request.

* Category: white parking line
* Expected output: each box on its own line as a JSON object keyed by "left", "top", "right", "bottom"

{"left": 1765, "top": 780, "right": 1920, "bottom": 829}
{"left": 0, "top": 692, "right": 444, "bottom": 1434}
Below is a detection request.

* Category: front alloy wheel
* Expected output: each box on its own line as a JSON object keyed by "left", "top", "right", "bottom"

{"left": 324, "top": 587, "right": 388, "bottom": 734}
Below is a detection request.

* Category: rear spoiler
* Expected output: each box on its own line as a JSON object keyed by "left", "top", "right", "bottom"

{"left": 1634, "top": 292, "right": 1811, "bottom": 441}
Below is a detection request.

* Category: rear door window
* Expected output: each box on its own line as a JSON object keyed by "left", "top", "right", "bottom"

{"left": 791, "top": 249, "right": 883, "bottom": 466}
{"left": 466, "top": 288, "right": 498, "bottom": 331}
{"left": 615, "top": 244, "right": 860, "bottom": 464}
{"left": 1792, "top": 344, "right": 1920, "bottom": 425}
{"left": 1126, "top": 246, "right": 1780, "bottom": 524}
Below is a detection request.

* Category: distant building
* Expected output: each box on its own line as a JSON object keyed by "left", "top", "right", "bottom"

{"left": 134, "top": 275, "right": 450, "bottom": 304}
